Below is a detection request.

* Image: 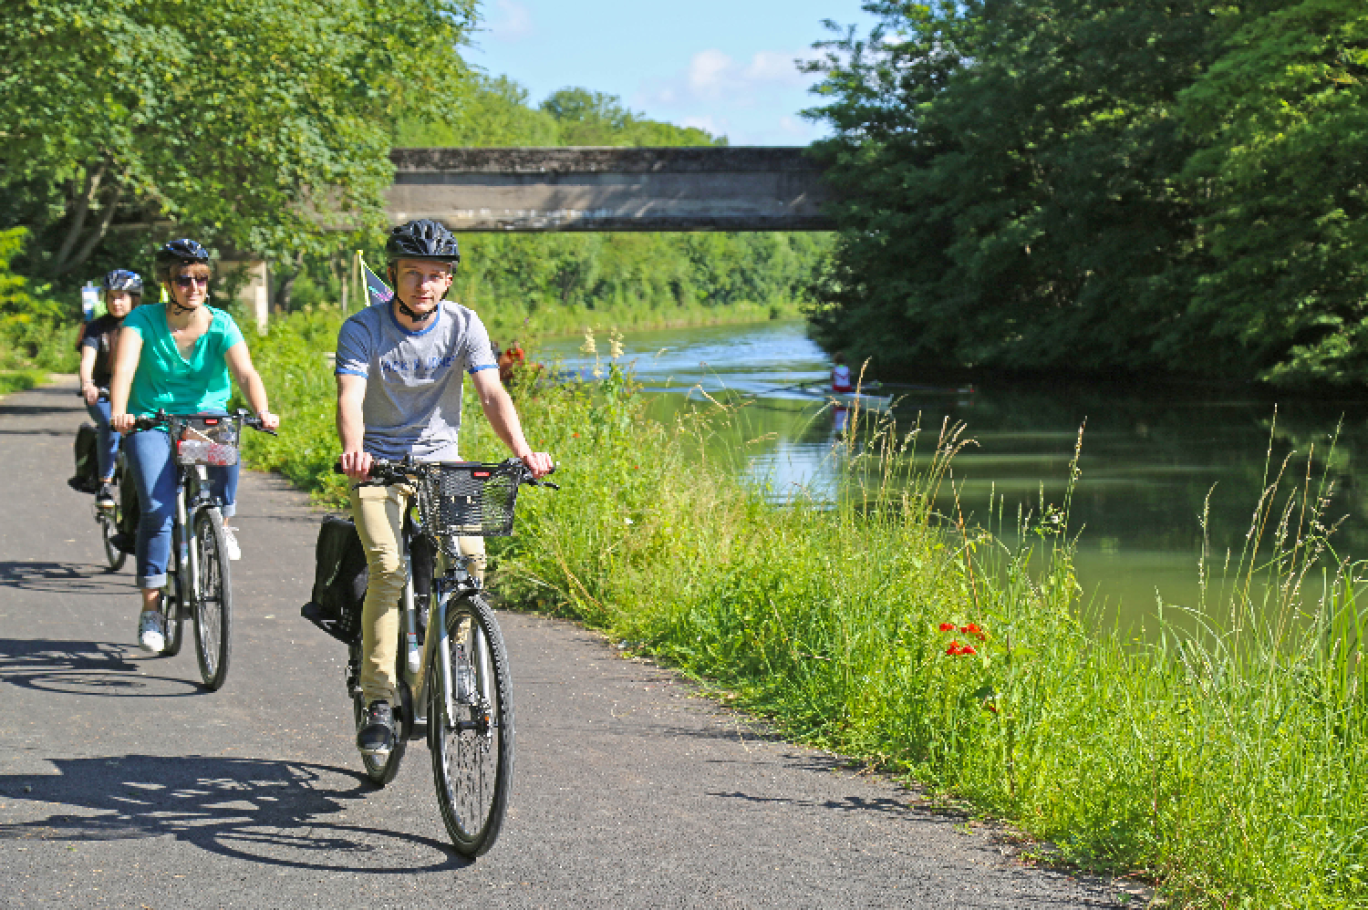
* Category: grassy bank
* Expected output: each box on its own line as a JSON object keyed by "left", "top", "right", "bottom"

{"left": 244, "top": 310, "right": 1368, "bottom": 908}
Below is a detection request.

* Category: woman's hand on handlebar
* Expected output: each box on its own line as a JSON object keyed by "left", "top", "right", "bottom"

{"left": 339, "top": 450, "right": 373, "bottom": 482}
{"left": 110, "top": 412, "right": 135, "bottom": 434}
{"left": 519, "top": 451, "right": 554, "bottom": 479}
{"left": 257, "top": 410, "right": 281, "bottom": 433}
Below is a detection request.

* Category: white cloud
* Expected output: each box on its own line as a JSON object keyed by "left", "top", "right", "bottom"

{"left": 485, "top": 0, "right": 533, "bottom": 42}
{"left": 680, "top": 48, "right": 814, "bottom": 101}
{"left": 630, "top": 47, "right": 825, "bottom": 145}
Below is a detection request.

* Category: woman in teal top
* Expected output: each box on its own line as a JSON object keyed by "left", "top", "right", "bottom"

{"left": 110, "top": 239, "right": 281, "bottom": 654}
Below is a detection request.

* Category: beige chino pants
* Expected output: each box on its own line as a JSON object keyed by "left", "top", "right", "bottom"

{"left": 349, "top": 482, "right": 485, "bottom": 706}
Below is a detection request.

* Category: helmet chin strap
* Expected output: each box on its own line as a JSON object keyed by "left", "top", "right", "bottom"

{"left": 397, "top": 299, "right": 437, "bottom": 323}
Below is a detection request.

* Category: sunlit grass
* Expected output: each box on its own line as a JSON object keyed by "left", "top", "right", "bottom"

{"left": 243, "top": 311, "right": 1368, "bottom": 908}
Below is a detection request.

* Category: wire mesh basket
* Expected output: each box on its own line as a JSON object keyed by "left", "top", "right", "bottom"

{"left": 170, "top": 415, "right": 240, "bottom": 466}
{"left": 415, "top": 463, "right": 523, "bottom": 557}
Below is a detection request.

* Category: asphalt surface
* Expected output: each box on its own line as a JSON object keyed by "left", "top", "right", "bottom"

{"left": 0, "top": 379, "right": 1137, "bottom": 909}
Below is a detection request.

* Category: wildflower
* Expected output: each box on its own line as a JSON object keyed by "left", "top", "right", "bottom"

{"left": 609, "top": 328, "right": 624, "bottom": 360}
{"left": 938, "top": 622, "right": 955, "bottom": 632}
{"left": 984, "top": 702, "right": 998, "bottom": 714}
{"left": 572, "top": 432, "right": 580, "bottom": 438}
{"left": 961, "top": 622, "right": 987, "bottom": 641}
{"left": 945, "top": 641, "right": 962, "bottom": 656}
{"left": 580, "top": 329, "right": 597, "bottom": 356}
{"left": 961, "top": 645, "right": 977, "bottom": 656}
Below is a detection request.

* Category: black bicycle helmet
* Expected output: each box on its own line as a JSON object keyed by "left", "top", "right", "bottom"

{"left": 385, "top": 219, "right": 461, "bottom": 266}
{"left": 101, "top": 269, "right": 143, "bottom": 294}
{"left": 153, "top": 238, "right": 211, "bottom": 282}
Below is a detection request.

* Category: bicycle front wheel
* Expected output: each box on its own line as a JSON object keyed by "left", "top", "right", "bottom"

{"left": 430, "top": 593, "right": 514, "bottom": 857}
{"left": 192, "top": 509, "right": 233, "bottom": 690}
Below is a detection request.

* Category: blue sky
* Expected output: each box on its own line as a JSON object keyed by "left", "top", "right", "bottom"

{"left": 462, "top": 1, "right": 879, "bottom": 146}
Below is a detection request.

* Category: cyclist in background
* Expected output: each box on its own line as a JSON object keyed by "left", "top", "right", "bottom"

{"left": 76, "top": 269, "right": 142, "bottom": 508}
{"left": 335, "top": 218, "right": 552, "bottom": 757}
{"left": 109, "top": 239, "right": 280, "bottom": 653}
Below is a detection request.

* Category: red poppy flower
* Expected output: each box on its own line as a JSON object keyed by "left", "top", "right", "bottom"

{"left": 961, "top": 645, "right": 977, "bottom": 656}
{"left": 984, "top": 703, "right": 998, "bottom": 714}
{"left": 938, "top": 622, "right": 955, "bottom": 632}
{"left": 572, "top": 432, "right": 580, "bottom": 438}
{"left": 945, "top": 641, "right": 962, "bottom": 656}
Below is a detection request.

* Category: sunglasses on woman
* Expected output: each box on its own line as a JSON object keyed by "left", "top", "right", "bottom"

{"left": 173, "top": 275, "right": 210, "bottom": 288}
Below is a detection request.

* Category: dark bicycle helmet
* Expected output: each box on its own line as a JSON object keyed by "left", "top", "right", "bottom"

{"left": 153, "top": 238, "right": 211, "bottom": 282}
{"left": 385, "top": 219, "right": 461, "bottom": 266}
{"left": 101, "top": 269, "right": 143, "bottom": 294}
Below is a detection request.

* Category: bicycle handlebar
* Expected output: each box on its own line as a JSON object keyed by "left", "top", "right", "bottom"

{"left": 333, "top": 456, "right": 558, "bottom": 490}
{"left": 131, "top": 409, "right": 279, "bottom": 437}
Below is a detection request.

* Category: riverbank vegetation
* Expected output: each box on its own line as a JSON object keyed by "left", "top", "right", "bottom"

{"left": 806, "top": 0, "right": 1368, "bottom": 389}
{"left": 243, "top": 311, "right": 1368, "bottom": 907}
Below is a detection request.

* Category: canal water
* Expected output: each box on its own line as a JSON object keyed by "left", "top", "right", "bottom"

{"left": 538, "top": 321, "right": 1368, "bottom": 630}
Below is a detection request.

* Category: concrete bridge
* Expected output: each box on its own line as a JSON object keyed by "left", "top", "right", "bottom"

{"left": 235, "top": 146, "right": 835, "bottom": 326}
{"left": 386, "top": 146, "right": 834, "bottom": 232}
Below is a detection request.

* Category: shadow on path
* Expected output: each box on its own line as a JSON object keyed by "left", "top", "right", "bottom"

{"left": 0, "top": 637, "right": 204, "bottom": 698}
{"left": 0, "top": 755, "right": 470, "bottom": 873}
{"left": 0, "top": 561, "right": 123, "bottom": 594}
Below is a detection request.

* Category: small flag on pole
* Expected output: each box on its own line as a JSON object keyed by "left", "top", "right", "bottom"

{"left": 360, "top": 255, "right": 393, "bottom": 307}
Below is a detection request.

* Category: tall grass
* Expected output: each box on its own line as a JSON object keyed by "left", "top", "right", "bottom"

{"left": 243, "top": 312, "right": 1368, "bottom": 907}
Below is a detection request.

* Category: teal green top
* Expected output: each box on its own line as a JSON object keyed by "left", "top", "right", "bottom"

{"left": 124, "top": 304, "right": 245, "bottom": 417}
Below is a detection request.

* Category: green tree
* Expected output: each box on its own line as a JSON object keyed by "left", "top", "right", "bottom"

{"left": 1177, "top": 0, "right": 1368, "bottom": 386}
{"left": 0, "top": 0, "right": 475, "bottom": 283}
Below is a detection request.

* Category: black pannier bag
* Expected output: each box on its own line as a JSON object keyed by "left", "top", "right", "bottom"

{"left": 305, "top": 516, "right": 368, "bottom": 643}
{"left": 68, "top": 422, "right": 100, "bottom": 493}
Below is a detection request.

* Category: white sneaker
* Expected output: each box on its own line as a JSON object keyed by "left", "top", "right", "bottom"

{"left": 138, "top": 611, "right": 165, "bottom": 653}
{"left": 222, "top": 526, "right": 241, "bottom": 561}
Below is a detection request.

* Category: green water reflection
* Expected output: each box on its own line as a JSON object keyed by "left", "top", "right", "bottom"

{"left": 539, "top": 322, "right": 1367, "bottom": 630}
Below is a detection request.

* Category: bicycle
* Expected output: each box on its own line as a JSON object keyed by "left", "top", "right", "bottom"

{"left": 79, "top": 388, "right": 129, "bottom": 573}
{"left": 130, "top": 410, "right": 276, "bottom": 688}
{"left": 303, "top": 456, "right": 556, "bottom": 857}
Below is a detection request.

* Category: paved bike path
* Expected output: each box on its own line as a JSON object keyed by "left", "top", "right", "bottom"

{"left": 0, "top": 380, "right": 1134, "bottom": 909}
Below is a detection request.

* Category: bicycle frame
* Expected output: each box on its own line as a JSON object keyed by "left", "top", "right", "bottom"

{"left": 170, "top": 461, "right": 219, "bottom": 611}
{"left": 396, "top": 516, "right": 485, "bottom": 735}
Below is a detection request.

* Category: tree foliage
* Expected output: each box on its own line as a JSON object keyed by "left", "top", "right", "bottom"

{"left": 806, "top": 0, "right": 1368, "bottom": 387}
{"left": 0, "top": 0, "right": 475, "bottom": 284}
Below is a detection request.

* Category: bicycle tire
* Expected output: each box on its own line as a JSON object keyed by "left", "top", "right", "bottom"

{"left": 430, "top": 593, "right": 514, "bottom": 857}
{"left": 99, "top": 509, "right": 126, "bottom": 572}
{"left": 353, "top": 675, "right": 411, "bottom": 787}
{"left": 161, "top": 574, "right": 185, "bottom": 657}
{"left": 191, "top": 509, "right": 233, "bottom": 690}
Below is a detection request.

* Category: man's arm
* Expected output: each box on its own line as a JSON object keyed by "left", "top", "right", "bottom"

{"left": 336, "top": 372, "right": 372, "bottom": 480}
{"left": 470, "top": 369, "right": 552, "bottom": 478}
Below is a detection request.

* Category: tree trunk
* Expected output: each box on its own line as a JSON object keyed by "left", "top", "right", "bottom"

{"left": 52, "top": 161, "right": 106, "bottom": 275}
{"left": 56, "top": 181, "right": 123, "bottom": 278}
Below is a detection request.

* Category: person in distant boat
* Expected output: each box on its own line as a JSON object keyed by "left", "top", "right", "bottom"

{"left": 831, "top": 352, "right": 853, "bottom": 395}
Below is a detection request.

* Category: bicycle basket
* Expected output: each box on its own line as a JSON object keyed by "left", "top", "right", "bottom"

{"left": 416, "top": 463, "right": 522, "bottom": 556}
{"left": 171, "top": 416, "right": 240, "bottom": 466}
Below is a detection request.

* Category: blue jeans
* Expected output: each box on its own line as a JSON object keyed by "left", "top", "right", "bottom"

{"left": 84, "top": 399, "right": 120, "bottom": 482}
{"left": 124, "top": 425, "right": 238, "bottom": 589}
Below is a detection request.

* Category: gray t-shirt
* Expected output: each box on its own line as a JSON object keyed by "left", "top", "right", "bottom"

{"left": 335, "top": 300, "right": 498, "bottom": 461}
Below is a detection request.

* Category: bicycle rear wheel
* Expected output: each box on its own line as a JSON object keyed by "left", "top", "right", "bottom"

{"left": 430, "top": 593, "right": 514, "bottom": 857}
{"left": 98, "top": 507, "right": 126, "bottom": 572}
{"left": 192, "top": 509, "right": 233, "bottom": 690}
{"left": 161, "top": 573, "right": 185, "bottom": 657}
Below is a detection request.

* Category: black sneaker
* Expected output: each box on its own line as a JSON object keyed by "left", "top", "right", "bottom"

{"left": 95, "top": 483, "right": 115, "bottom": 510}
{"left": 357, "top": 700, "right": 395, "bottom": 755}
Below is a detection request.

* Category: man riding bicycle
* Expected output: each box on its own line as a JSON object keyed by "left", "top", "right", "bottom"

{"left": 335, "top": 218, "right": 552, "bottom": 757}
